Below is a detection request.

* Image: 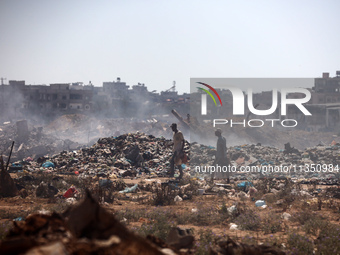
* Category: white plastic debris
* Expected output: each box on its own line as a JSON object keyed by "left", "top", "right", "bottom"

{"left": 119, "top": 184, "right": 138, "bottom": 193}
{"left": 229, "top": 223, "right": 238, "bottom": 230}
{"left": 161, "top": 248, "right": 177, "bottom": 255}
{"left": 66, "top": 197, "right": 77, "bottom": 205}
{"left": 300, "top": 190, "right": 312, "bottom": 197}
{"left": 37, "top": 209, "right": 51, "bottom": 215}
{"left": 237, "top": 191, "right": 248, "bottom": 198}
{"left": 282, "top": 212, "right": 291, "bottom": 221}
{"left": 174, "top": 195, "right": 183, "bottom": 202}
{"left": 227, "top": 205, "right": 237, "bottom": 215}
{"left": 255, "top": 200, "right": 266, "bottom": 207}
{"left": 270, "top": 188, "right": 279, "bottom": 194}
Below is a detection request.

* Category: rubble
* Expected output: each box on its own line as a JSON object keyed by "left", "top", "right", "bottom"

{"left": 2, "top": 131, "right": 339, "bottom": 210}
{"left": 3, "top": 128, "right": 339, "bottom": 189}
{"left": 35, "top": 182, "right": 58, "bottom": 198}
{"left": 191, "top": 141, "right": 340, "bottom": 185}
{"left": 0, "top": 190, "right": 170, "bottom": 255}
{"left": 165, "top": 227, "right": 194, "bottom": 250}
{"left": 212, "top": 237, "right": 286, "bottom": 255}
{"left": 7, "top": 132, "right": 190, "bottom": 180}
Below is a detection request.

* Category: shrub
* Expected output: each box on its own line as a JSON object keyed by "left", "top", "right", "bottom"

{"left": 176, "top": 202, "right": 226, "bottom": 226}
{"left": 136, "top": 209, "right": 175, "bottom": 241}
{"left": 50, "top": 198, "right": 72, "bottom": 214}
{"left": 303, "top": 218, "right": 329, "bottom": 236}
{"left": 241, "top": 235, "right": 258, "bottom": 245}
{"left": 151, "top": 185, "right": 176, "bottom": 206}
{"left": 262, "top": 213, "right": 283, "bottom": 234}
{"left": 286, "top": 233, "right": 314, "bottom": 255}
{"left": 115, "top": 208, "right": 147, "bottom": 223}
{"left": 178, "top": 178, "right": 199, "bottom": 200}
{"left": 234, "top": 210, "right": 261, "bottom": 231}
{"left": 0, "top": 209, "right": 31, "bottom": 220}
{"left": 315, "top": 224, "right": 340, "bottom": 255}
{"left": 0, "top": 222, "right": 12, "bottom": 240}
{"left": 290, "top": 211, "right": 322, "bottom": 225}
{"left": 195, "top": 229, "right": 215, "bottom": 255}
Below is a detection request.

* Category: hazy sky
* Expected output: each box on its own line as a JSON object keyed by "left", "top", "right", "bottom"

{"left": 0, "top": 0, "right": 339, "bottom": 94}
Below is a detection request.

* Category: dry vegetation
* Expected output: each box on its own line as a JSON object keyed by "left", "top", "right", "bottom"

{"left": 1, "top": 171, "right": 340, "bottom": 254}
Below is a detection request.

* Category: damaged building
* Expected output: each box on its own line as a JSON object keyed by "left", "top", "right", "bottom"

{"left": 0, "top": 78, "right": 190, "bottom": 122}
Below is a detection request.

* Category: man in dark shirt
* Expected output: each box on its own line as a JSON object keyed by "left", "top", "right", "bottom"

{"left": 212, "top": 128, "right": 230, "bottom": 183}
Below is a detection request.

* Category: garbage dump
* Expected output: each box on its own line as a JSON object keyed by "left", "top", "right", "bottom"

{"left": 191, "top": 142, "right": 340, "bottom": 185}
{"left": 2, "top": 132, "right": 340, "bottom": 202}
{"left": 8, "top": 132, "right": 190, "bottom": 179}
{"left": 1, "top": 130, "right": 340, "bottom": 254}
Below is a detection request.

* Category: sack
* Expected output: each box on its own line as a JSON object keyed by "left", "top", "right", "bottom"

{"left": 181, "top": 153, "right": 188, "bottom": 164}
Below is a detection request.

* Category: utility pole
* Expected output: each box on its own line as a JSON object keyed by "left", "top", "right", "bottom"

{"left": 0, "top": 78, "right": 5, "bottom": 122}
{"left": 0, "top": 77, "right": 6, "bottom": 85}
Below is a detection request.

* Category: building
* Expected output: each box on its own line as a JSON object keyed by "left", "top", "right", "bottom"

{"left": 0, "top": 78, "right": 190, "bottom": 121}
{"left": 311, "top": 71, "right": 340, "bottom": 104}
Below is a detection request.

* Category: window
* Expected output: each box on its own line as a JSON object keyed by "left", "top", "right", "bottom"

{"left": 70, "top": 94, "right": 82, "bottom": 100}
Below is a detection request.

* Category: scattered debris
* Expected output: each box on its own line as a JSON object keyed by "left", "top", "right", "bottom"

{"left": 213, "top": 237, "right": 286, "bottom": 255}
{"left": 0, "top": 190, "right": 169, "bottom": 255}
{"left": 166, "top": 227, "right": 194, "bottom": 250}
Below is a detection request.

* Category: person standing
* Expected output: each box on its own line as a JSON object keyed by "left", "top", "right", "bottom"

{"left": 213, "top": 128, "right": 230, "bottom": 183}
{"left": 169, "top": 123, "right": 184, "bottom": 179}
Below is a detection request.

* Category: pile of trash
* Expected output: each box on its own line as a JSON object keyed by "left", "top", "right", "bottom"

{"left": 10, "top": 132, "right": 190, "bottom": 179}
{"left": 191, "top": 141, "right": 340, "bottom": 184}
{"left": 6, "top": 129, "right": 340, "bottom": 185}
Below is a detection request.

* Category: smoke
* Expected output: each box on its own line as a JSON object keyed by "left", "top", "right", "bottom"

{"left": 0, "top": 82, "right": 190, "bottom": 143}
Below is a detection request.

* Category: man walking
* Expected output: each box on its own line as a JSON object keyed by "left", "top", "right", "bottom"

{"left": 169, "top": 123, "right": 184, "bottom": 179}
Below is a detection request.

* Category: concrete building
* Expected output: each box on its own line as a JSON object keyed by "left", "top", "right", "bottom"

{"left": 0, "top": 78, "right": 190, "bottom": 122}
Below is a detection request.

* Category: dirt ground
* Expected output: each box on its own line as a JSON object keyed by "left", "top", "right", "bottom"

{"left": 1, "top": 172, "right": 340, "bottom": 254}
